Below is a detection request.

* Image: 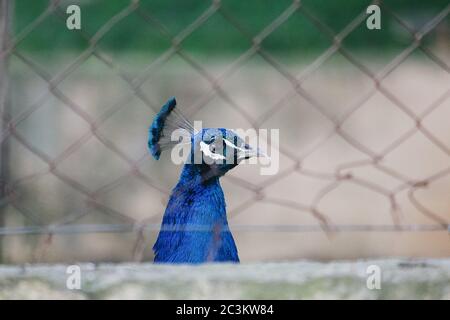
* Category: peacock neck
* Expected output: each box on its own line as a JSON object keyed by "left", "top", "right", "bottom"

{"left": 178, "top": 163, "right": 220, "bottom": 190}
{"left": 172, "top": 163, "right": 227, "bottom": 221}
{"left": 154, "top": 163, "right": 237, "bottom": 263}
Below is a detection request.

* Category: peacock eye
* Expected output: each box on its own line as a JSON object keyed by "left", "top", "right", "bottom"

{"left": 210, "top": 144, "right": 216, "bottom": 153}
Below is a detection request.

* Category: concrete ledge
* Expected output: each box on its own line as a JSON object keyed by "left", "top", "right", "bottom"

{"left": 0, "top": 259, "right": 449, "bottom": 299}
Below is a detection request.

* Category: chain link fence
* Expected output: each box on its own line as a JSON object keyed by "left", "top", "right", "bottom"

{"left": 0, "top": 0, "right": 449, "bottom": 263}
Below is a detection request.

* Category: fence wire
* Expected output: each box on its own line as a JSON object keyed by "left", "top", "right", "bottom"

{"left": 0, "top": 0, "right": 449, "bottom": 262}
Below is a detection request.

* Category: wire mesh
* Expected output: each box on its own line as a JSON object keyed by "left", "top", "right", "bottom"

{"left": 0, "top": 0, "right": 449, "bottom": 262}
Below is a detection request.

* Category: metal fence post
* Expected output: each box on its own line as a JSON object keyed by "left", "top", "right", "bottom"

{"left": 0, "top": 0, "right": 13, "bottom": 262}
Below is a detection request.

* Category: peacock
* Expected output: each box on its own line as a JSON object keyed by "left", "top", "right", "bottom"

{"left": 148, "top": 97, "right": 263, "bottom": 263}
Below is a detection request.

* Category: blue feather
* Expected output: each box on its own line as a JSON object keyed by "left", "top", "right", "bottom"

{"left": 148, "top": 96, "right": 177, "bottom": 160}
{"left": 153, "top": 163, "right": 239, "bottom": 263}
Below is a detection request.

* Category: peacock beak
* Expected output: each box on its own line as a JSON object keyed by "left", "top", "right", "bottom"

{"left": 223, "top": 138, "right": 268, "bottom": 161}
{"left": 256, "top": 148, "right": 269, "bottom": 159}
{"left": 237, "top": 144, "right": 268, "bottom": 160}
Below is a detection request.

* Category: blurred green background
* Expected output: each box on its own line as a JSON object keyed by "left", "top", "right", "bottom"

{"left": 14, "top": 0, "right": 450, "bottom": 56}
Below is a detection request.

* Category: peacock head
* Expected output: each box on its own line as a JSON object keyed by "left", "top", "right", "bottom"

{"left": 148, "top": 97, "right": 264, "bottom": 180}
{"left": 191, "top": 127, "right": 262, "bottom": 178}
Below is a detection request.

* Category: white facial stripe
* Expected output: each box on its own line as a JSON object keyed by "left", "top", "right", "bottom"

{"left": 200, "top": 141, "right": 226, "bottom": 160}
{"left": 224, "top": 139, "right": 258, "bottom": 160}
{"left": 223, "top": 139, "right": 247, "bottom": 152}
